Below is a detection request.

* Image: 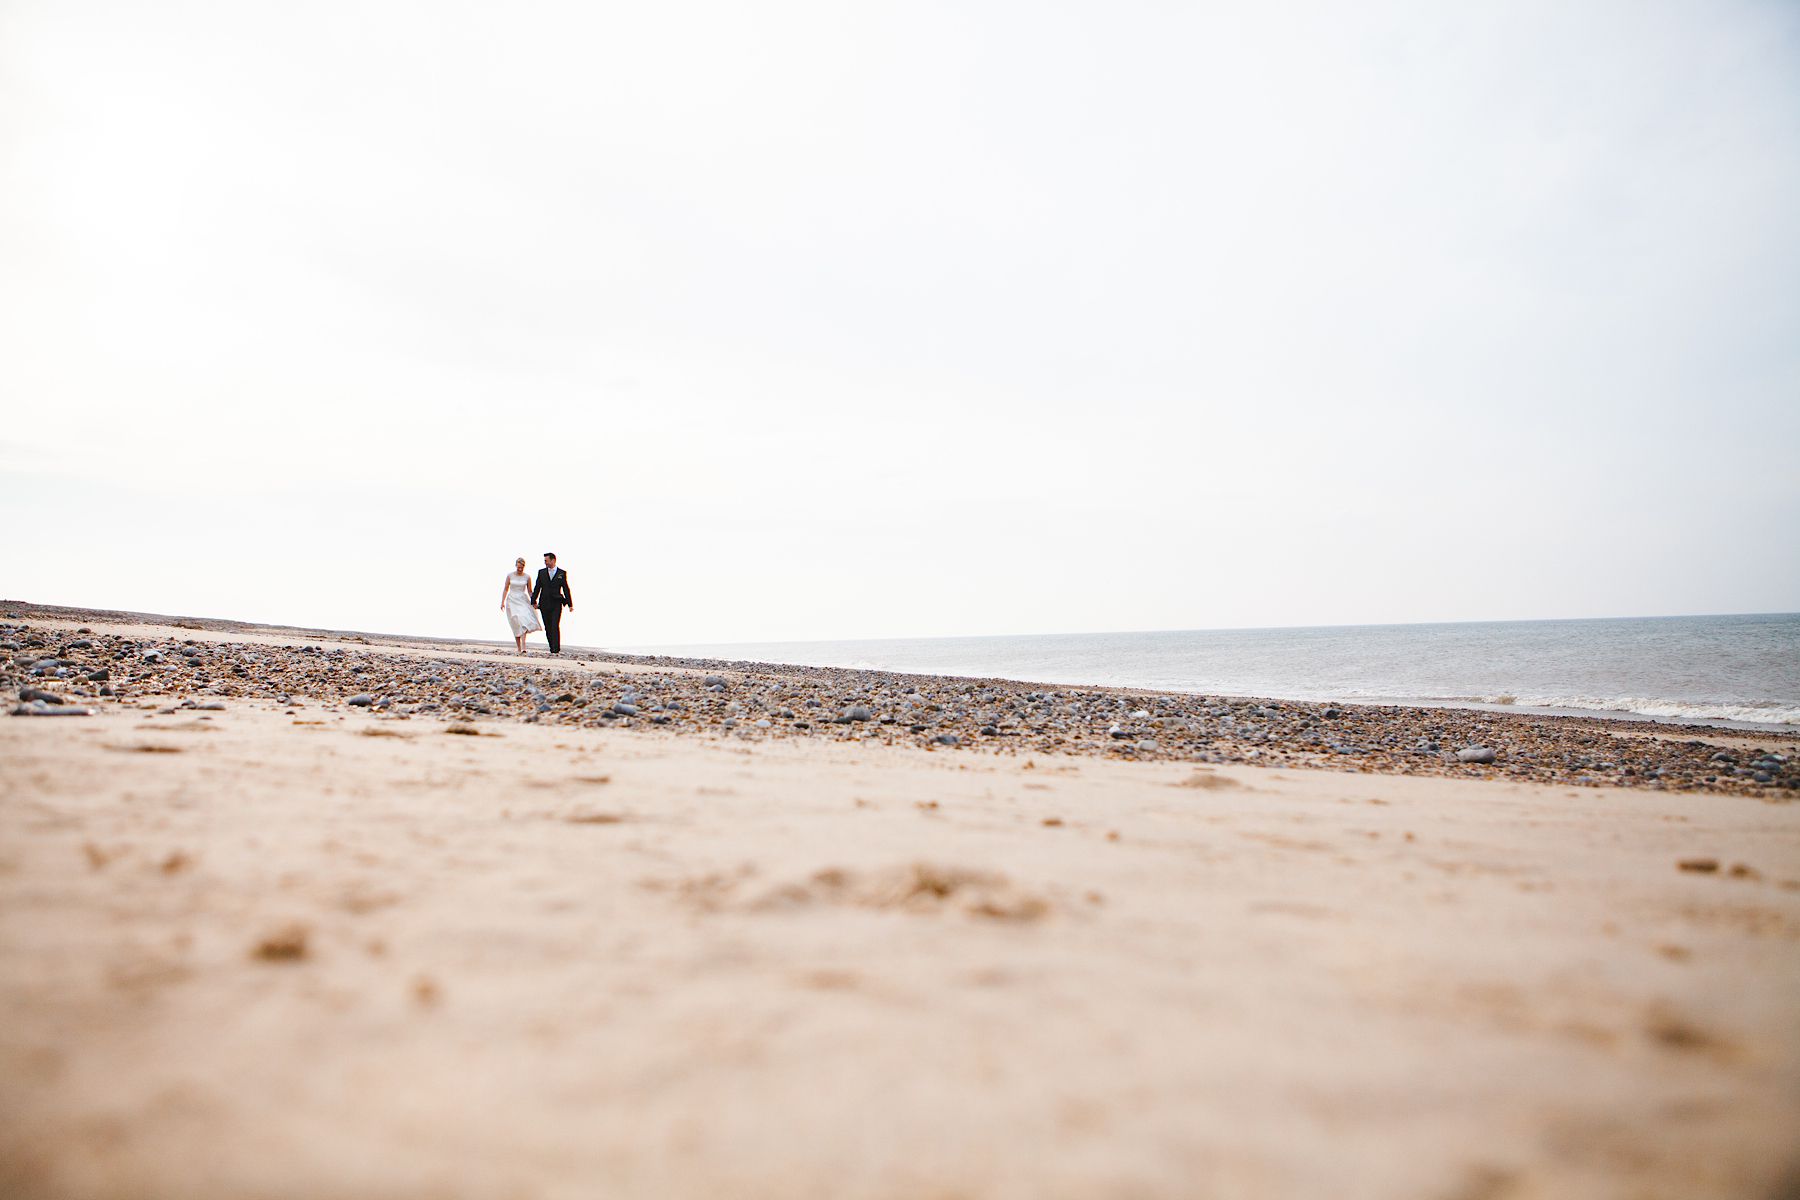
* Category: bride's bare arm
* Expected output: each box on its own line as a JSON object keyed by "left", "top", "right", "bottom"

{"left": 500, "top": 578, "right": 510, "bottom": 611}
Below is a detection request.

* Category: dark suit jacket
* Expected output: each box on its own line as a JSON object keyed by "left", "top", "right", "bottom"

{"left": 532, "top": 567, "right": 572, "bottom": 610}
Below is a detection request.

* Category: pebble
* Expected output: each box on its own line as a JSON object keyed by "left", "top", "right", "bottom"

{"left": 11, "top": 702, "right": 91, "bottom": 717}
{"left": 2, "top": 614, "right": 1794, "bottom": 798}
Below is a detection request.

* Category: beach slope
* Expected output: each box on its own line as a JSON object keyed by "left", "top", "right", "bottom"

{"left": 2, "top": 616, "right": 1798, "bottom": 1198}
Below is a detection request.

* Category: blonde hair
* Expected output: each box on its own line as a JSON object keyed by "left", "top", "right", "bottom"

{"left": 514, "top": 557, "right": 526, "bottom": 569}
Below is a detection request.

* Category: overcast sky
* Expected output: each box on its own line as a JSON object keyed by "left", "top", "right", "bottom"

{"left": 2, "top": 0, "right": 1797, "bottom": 645}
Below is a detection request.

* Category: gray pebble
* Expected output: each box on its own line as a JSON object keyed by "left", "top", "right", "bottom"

{"left": 11, "top": 702, "right": 92, "bottom": 717}
{"left": 1457, "top": 746, "right": 1497, "bottom": 764}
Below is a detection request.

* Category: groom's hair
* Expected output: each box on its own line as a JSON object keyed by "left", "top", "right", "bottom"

{"left": 544, "top": 552, "right": 556, "bottom": 561}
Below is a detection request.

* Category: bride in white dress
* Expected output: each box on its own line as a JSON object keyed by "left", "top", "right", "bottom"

{"left": 499, "top": 557, "right": 542, "bottom": 653}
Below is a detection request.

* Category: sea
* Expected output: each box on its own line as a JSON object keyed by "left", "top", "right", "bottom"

{"left": 634, "top": 613, "right": 1800, "bottom": 732}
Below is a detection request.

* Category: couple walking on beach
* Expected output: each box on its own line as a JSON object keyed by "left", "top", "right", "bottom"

{"left": 500, "top": 552, "right": 574, "bottom": 655}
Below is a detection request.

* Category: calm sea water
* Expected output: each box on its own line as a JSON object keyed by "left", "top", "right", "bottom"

{"left": 636, "top": 614, "right": 1800, "bottom": 730}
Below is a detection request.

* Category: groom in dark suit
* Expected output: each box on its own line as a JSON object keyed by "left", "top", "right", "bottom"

{"left": 531, "top": 552, "right": 573, "bottom": 654}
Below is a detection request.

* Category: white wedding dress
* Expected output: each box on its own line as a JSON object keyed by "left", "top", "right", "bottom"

{"left": 504, "top": 572, "right": 542, "bottom": 637}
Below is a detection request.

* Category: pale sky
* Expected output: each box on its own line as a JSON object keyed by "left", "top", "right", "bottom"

{"left": 3, "top": 0, "right": 1797, "bottom": 645}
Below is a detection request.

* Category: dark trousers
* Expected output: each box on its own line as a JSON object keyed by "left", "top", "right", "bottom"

{"left": 541, "top": 605, "right": 563, "bottom": 653}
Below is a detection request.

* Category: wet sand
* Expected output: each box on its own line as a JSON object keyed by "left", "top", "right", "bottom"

{"left": 2, "top": 611, "right": 1799, "bottom": 1197}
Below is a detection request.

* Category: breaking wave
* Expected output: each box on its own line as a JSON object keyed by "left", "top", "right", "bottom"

{"left": 1347, "top": 692, "right": 1800, "bottom": 728}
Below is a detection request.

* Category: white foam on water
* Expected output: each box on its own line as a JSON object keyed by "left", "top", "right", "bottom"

{"left": 1334, "top": 690, "right": 1800, "bottom": 728}
{"left": 1510, "top": 696, "right": 1800, "bottom": 727}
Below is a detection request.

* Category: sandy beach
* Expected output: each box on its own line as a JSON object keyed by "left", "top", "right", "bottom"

{"left": 3, "top": 608, "right": 1799, "bottom": 1198}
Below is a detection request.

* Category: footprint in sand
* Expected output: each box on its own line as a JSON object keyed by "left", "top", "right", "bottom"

{"left": 251, "top": 922, "right": 312, "bottom": 962}
{"left": 1174, "top": 769, "right": 1242, "bottom": 791}
{"left": 1643, "top": 1003, "right": 1737, "bottom": 1060}
{"left": 750, "top": 863, "right": 1055, "bottom": 922}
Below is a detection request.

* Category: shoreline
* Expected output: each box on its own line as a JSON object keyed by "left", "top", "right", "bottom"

{"left": 3, "top": 602, "right": 1795, "bottom": 797}
{"left": 9, "top": 599, "right": 1795, "bottom": 737}
{"left": 4, "top": 605, "right": 1799, "bottom": 1196}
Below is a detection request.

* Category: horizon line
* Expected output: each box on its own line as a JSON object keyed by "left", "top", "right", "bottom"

{"left": 627, "top": 609, "right": 1800, "bottom": 651}
{"left": 5, "top": 599, "right": 1795, "bottom": 652}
